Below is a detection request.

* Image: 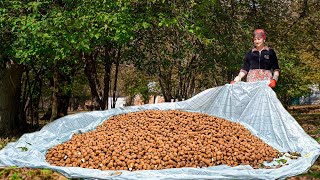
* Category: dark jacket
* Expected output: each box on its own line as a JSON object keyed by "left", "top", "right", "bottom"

{"left": 241, "top": 47, "right": 280, "bottom": 73}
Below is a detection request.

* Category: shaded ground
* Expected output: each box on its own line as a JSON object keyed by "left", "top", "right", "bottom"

{"left": 1, "top": 105, "right": 320, "bottom": 179}
{"left": 286, "top": 105, "right": 320, "bottom": 180}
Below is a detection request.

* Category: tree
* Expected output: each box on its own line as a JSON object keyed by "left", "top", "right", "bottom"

{"left": 271, "top": 0, "right": 320, "bottom": 106}
{"left": 1, "top": 0, "right": 319, "bottom": 135}
{"left": 0, "top": 1, "right": 27, "bottom": 134}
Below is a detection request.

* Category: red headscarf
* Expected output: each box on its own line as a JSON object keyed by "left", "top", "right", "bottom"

{"left": 253, "top": 29, "right": 266, "bottom": 40}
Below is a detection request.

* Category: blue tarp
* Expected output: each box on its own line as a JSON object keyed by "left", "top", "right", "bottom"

{"left": 1, "top": 81, "right": 319, "bottom": 179}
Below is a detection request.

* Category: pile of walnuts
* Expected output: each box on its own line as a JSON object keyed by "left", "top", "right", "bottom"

{"left": 46, "top": 110, "right": 279, "bottom": 170}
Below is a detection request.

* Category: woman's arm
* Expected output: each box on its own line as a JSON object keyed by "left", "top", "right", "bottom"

{"left": 233, "top": 71, "right": 246, "bottom": 82}
{"left": 273, "top": 70, "right": 280, "bottom": 81}
{"left": 233, "top": 52, "right": 250, "bottom": 82}
{"left": 269, "top": 49, "right": 280, "bottom": 88}
{"left": 270, "top": 49, "right": 280, "bottom": 80}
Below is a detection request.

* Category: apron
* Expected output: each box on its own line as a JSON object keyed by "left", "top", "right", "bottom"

{"left": 247, "top": 69, "right": 272, "bottom": 82}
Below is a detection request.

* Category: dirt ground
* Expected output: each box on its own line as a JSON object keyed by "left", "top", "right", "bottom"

{"left": 1, "top": 105, "right": 320, "bottom": 179}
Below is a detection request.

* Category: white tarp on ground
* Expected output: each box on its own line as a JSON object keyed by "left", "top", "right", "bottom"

{"left": 1, "top": 81, "right": 320, "bottom": 179}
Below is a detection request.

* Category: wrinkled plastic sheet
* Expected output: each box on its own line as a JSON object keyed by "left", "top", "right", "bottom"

{"left": 1, "top": 81, "right": 319, "bottom": 179}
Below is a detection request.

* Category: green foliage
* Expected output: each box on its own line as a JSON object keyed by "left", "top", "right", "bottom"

{"left": 27, "top": 170, "right": 33, "bottom": 177}
{"left": 276, "top": 53, "right": 311, "bottom": 96}
{"left": 123, "top": 66, "right": 153, "bottom": 104}
{"left": 40, "top": 168, "right": 52, "bottom": 178}
{"left": 0, "top": 0, "right": 319, "bottom": 119}
{"left": 276, "top": 158, "right": 287, "bottom": 164}
{"left": 9, "top": 172, "right": 23, "bottom": 180}
{"left": 17, "top": 147, "right": 28, "bottom": 151}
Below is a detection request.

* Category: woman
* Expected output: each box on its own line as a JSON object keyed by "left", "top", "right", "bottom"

{"left": 231, "top": 29, "right": 280, "bottom": 88}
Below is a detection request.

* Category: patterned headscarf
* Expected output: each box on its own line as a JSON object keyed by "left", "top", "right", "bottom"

{"left": 253, "top": 29, "right": 266, "bottom": 40}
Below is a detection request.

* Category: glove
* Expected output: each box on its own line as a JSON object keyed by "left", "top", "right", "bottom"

{"left": 269, "top": 79, "right": 277, "bottom": 88}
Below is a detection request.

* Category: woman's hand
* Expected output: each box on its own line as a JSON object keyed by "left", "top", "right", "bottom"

{"left": 230, "top": 75, "right": 243, "bottom": 84}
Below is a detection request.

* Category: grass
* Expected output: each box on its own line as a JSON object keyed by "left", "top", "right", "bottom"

{"left": 1, "top": 106, "right": 320, "bottom": 179}
{"left": 0, "top": 167, "right": 67, "bottom": 180}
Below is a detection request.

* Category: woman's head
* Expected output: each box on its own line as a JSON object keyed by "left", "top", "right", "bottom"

{"left": 253, "top": 29, "right": 266, "bottom": 48}
{"left": 253, "top": 29, "right": 266, "bottom": 40}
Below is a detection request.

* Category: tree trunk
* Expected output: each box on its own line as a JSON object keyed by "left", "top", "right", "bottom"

{"left": 34, "top": 78, "right": 42, "bottom": 127}
{"left": 0, "top": 62, "right": 23, "bottom": 135}
{"left": 103, "top": 46, "right": 112, "bottom": 110}
{"left": 57, "top": 75, "right": 71, "bottom": 117}
{"left": 251, "top": 0, "right": 257, "bottom": 15}
{"left": 184, "top": 55, "right": 196, "bottom": 100}
{"left": 158, "top": 74, "right": 172, "bottom": 102}
{"left": 84, "top": 53, "right": 105, "bottom": 110}
{"left": 20, "top": 67, "right": 28, "bottom": 129}
{"left": 112, "top": 48, "right": 121, "bottom": 108}
{"left": 177, "top": 63, "right": 183, "bottom": 101}
{"left": 57, "top": 94, "right": 70, "bottom": 117}
{"left": 50, "top": 62, "right": 58, "bottom": 121}
{"left": 164, "top": 73, "right": 172, "bottom": 102}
